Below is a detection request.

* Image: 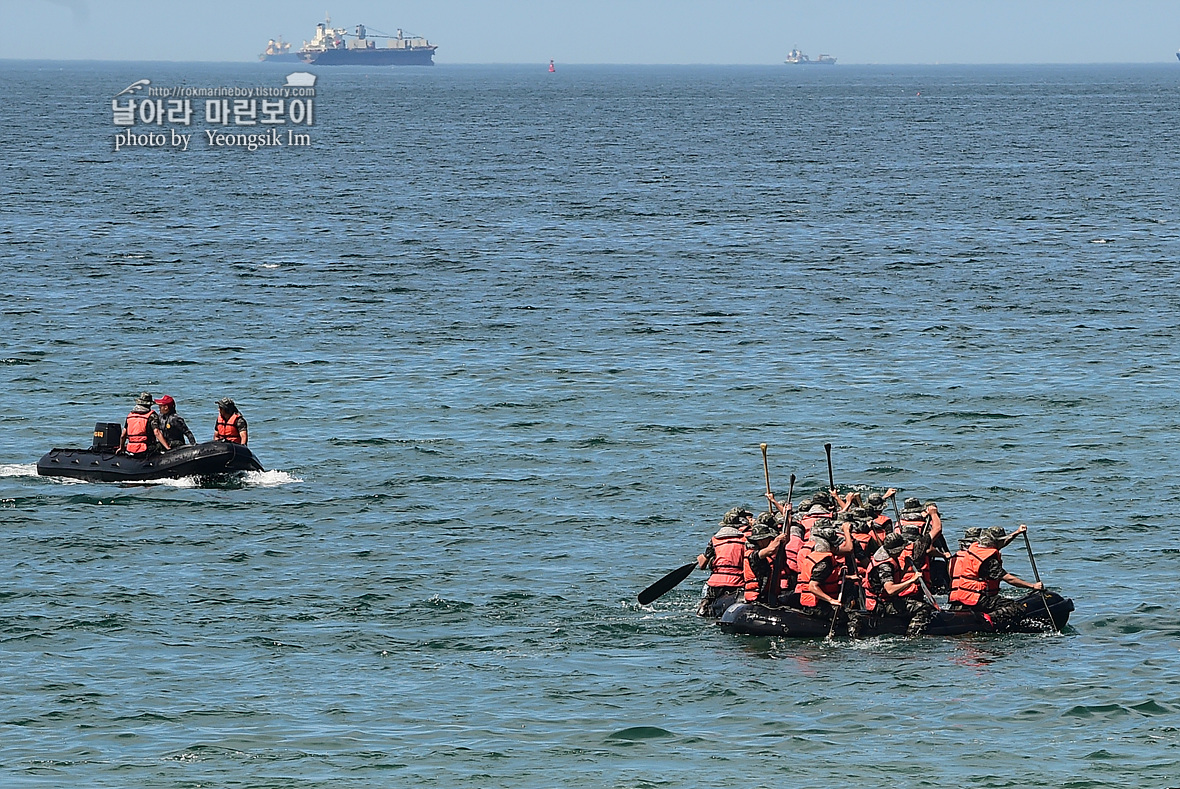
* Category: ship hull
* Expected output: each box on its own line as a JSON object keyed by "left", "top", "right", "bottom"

{"left": 299, "top": 48, "right": 435, "bottom": 66}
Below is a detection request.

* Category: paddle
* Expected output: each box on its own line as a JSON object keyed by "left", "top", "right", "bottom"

{"left": 758, "top": 443, "right": 783, "bottom": 606}
{"left": 1021, "top": 526, "right": 1059, "bottom": 632}
{"left": 761, "top": 443, "right": 771, "bottom": 502}
{"left": 826, "top": 564, "right": 848, "bottom": 640}
{"left": 637, "top": 561, "right": 698, "bottom": 605}
{"left": 824, "top": 442, "right": 835, "bottom": 493}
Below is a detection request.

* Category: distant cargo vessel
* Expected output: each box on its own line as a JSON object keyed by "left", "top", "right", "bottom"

{"left": 295, "top": 16, "right": 436, "bottom": 65}
{"left": 785, "top": 48, "right": 836, "bottom": 65}
{"left": 259, "top": 36, "right": 300, "bottom": 62}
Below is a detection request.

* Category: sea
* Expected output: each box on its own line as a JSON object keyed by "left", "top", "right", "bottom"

{"left": 1, "top": 60, "right": 1179, "bottom": 788}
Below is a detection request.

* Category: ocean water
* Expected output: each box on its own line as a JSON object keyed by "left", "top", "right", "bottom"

{"left": 2, "top": 61, "right": 1179, "bottom": 787}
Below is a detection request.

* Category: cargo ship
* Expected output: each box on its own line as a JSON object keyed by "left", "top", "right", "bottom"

{"left": 297, "top": 16, "right": 436, "bottom": 65}
{"left": 785, "top": 48, "right": 836, "bottom": 65}
{"left": 259, "top": 36, "right": 300, "bottom": 62}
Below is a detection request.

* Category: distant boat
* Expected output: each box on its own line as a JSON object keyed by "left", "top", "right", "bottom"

{"left": 785, "top": 47, "right": 836, "bottom": 65}
{"left": 259, "top": 36, "right": 300, "bottom": 62}
{"left": 295, "top": 15, "right": 437, "bottom": 66}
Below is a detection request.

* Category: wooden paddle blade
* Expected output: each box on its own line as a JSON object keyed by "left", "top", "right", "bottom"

{"left": 637, "top": 562, "right": 697, "bottom": 605}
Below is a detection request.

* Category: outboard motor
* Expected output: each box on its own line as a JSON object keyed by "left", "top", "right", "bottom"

{"left": 92, "top": 422, "right": 122, "bottom": 451}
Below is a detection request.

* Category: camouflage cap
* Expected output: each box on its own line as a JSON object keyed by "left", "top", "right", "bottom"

{"left": 814, "top": 527, "right": 840, "bottom": 545}
{"left": 750, "top": 522, "right": 779, "bottom": 542}
{"left": 977, "top": 530, "right": 999, "bottom": 548}
{"left": 883, "top": 532, "right": 906, "bottom": 556}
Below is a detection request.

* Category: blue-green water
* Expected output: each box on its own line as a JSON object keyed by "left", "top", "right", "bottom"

{"left": 2, "top": 62, "right": 1179, "bottom": 787}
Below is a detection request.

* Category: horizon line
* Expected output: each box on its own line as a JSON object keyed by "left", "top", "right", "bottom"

{"left": 3, "top": 57, "right": 1179, "bottom": 67}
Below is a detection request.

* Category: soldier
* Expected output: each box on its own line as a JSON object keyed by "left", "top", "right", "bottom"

{"left": 155, "top": 395, "right": 196, "bottom": 449}
{"left": 214, "top": 397, "right": 249, "bottom": 445}
{"left": 742, "top": 517, "right": 787, "bottom": 604}
{"left": 854, "top": 532, "right": 936, "bottom": 638}
{"left": 948, "top": 525, "right": 1043, "bottom": 629}
{"left": 797, "top": 523, "right": 853, "bottom": 620}
{"left": 120, "top": 392, "right": 168, "bottom": 456}
{"left": 695, "top": 509, "right": 752, "bottom": 616}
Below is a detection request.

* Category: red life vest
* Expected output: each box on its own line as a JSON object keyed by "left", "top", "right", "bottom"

{"left": 872, "top": 513, "right": 893, "bottom": 533}
{"left": 862, "top": 552, "right": 903, "bottom": 612}
{"left": 215, "top": 412, "right": 244, "bottom": 443}
{"left": 798, "top": 547, "right": 842, "bottom": 608}
{"left": 949, "top": 544, "right": 1001, "bottom": 606}
{"left": 125, "top": 411, "right": 153, "bottom": 454}
{"left": 706, "top": 534, "right": 746, "bottom": 588}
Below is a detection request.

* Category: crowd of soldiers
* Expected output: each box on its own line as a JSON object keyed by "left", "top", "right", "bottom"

{"left": 695, "top": 487, "right": 1044, "bottom": 636}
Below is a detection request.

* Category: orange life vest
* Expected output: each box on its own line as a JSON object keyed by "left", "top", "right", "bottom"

{"left": 125, "top": 411, "right": 153, "bottom": 455}
{"left": 897, "top": 543, "right": 931, "bottom": 598}
{"left": 799, "top": 512, "right": 832, "bottom": 538}
{"left": 706, "top": 534, "right": 746, "bottom": 588}
{"left": 850, "top": 532, "right": 876, "bottom": 586}
{"left": 743, "top": 548, "right": 766, "bottom": 602}
{"left": 852, "top": 531, "right": 875, "bottom": 557}
{"left": 793, "top": 542, "right": 812, "bottom": 595}
{"left": 898, "top": 514, "right": 927, "bottom": 533}
{"left": 949, "top": 544, "right": 1001, "bottom": 606}
{"left": 798, "top": 547, "right": 842, "bottom": 608}
{"left": 215, "top": 412, "right": 244, "bottom": 443}
{"left": 775, "top": 532, "right": 804, "bottom": 592}
{"left": 783, "top": 532, "right": 804, "bottom": 573}
{"left": 872, "top": 513, "right": 893, "bottom": 533}
{"left": 862, "top": 552, "right": 903, "bottom": 612}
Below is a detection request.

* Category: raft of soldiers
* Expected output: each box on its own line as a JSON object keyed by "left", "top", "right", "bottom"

{"left": 691, "top": 487, "right": 1073, "bottom": 638}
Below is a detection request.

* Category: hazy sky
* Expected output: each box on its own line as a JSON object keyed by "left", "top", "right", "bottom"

{"left": 1, "top": 0, "right": 1178, "bottom": 64}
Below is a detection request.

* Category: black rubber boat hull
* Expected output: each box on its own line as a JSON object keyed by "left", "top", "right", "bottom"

{"left": 717, "top": 591, "right": 1074, "bottom": 638}
{"left": 36, "top": 441, "right": 263, "bottom": 482}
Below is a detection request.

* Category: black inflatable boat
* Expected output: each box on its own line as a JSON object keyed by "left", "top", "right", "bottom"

{"left": 718, "top": 591, "right": 1074, "bottom": 638}
{"left": 37, "top": 421, "right": 263, "bottom": 482}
